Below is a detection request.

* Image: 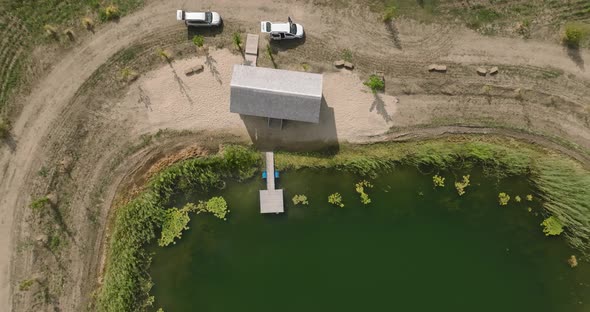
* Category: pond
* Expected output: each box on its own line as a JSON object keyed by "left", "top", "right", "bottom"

{"left": 149, "top": 167, "right": 590, "bottom": 311}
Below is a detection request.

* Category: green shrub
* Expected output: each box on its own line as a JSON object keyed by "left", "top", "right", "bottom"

{"left": 328, "top": 193, "right": 344, "bottom": 208}
{"left": 454, "top": 175, "right": 470, "bottom": 196}
{"left": 232, "top": 32, "right": 242, "bottom": 51}
{"left": 0, "top": 118, "right": 10, "bottom": 139}
{"left": 292, "top": 195, "right": 309, "bottom": 205}
{"left": 156, "top": 48, "right": 171, "bottom": 61}
{"left": 341, "top": 49, "right": 353, "bottom": 62}
{"left": 30, "top": 197, "right": 50, "bottom": 211}
{"left": 19, "top": 279, "right": 34, "bottom": 291}
{"left": 563, "top": 23, "right": 589, "bottom": 47}
{"left": 99, "top": 5, "right": 120, "bottom": 22}
{"left": 192, "top": 35, "right": 204, "bottom": 47}
{"left": 49, "top": 234, "right": 61, "bottom": 251}
{"left": 433, "top": 174, "right": 445, "bottom": 187}
{"left": 196, "top": 196, "right": 229, "bottom": 220}
{"left": 498, "top": 192, "right": 510, "bottom": 206}
{"left": 382, "top": 5, "right": 397, "bottom": 22}
{"left": 364, "top": 75, "right": 385, "bottom": 93}
{"left": 158, "top": 205, "right": 192, "bottom": 247}
{"left": 541, "top": 216, "right": 564, "bottom": 236}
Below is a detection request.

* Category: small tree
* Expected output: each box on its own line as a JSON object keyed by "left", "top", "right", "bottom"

{"left": 563, "top": 23, "right": 589, "bottom": 48}
{"left": 364, "top": 75, "right": 385, "bottom": 93}
{"left": 232, "top": 32, "right": 242, "bottom": 52}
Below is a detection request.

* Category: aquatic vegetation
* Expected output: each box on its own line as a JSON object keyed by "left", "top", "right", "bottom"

{"left": 526, "top": 194, "right": 533, "bottom": 201}
{"left": 275, "top": 138, "right": 590, "bottom": 255}
{"left": 454, "top": 175, "right": 470, "bottom": 196}
{"left": 568, "top": 255, "right": 578, "bottom": 268}
{"left": 515, "top": 195, "right": 522, "bottom": 203}
{"left": 541, "top": 216, "right": 564, "bottom": 236}
{"left": 292, "top": 195, "right": 309, "bottom": 205}
{"left": 196, "top": 196, "right": 229, "bottom": 220}
{"left": 432, "top": 174, "right": 445, "bottom": 187}
{"left": 498, "top": 192, "right": 510, "bottom": 206}
{"left": 355, "top": 180, "right": 373, "bottom": 204}
{"left": 328, "top": 193, "right": 344, "bottom": 208}
{"left": 159, "top": 204, "right": 192, "bottom": 247}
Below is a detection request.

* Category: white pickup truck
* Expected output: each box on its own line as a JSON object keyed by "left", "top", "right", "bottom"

{"left": 176, "top": 10, "right": 221, "bottom": 27}
{"left": 260, "top": 17, "right": 304, "bottom": 40}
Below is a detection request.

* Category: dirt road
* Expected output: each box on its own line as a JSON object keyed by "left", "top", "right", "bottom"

{"left": 1, "top": 0, "right": 589, "bottom": 310}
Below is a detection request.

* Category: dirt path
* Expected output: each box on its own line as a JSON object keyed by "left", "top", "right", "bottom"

{"left": 1, "top": 0, "right": 589, "bottom": 310}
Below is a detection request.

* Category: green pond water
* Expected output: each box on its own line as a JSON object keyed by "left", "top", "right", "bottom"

{"left": 149, "top": 167, "right": 590, "bottom": 311}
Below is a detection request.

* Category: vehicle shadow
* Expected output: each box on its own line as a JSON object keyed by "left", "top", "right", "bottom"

{"left": 269, "top": 35, "right": 306, "bottom": 52}
{"left": 187, "top": 22, "right": 224, "bottom": 40}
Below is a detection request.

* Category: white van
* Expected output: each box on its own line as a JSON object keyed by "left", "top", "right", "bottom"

{"left": 260, "top": 17, "right": 304, "bottom": 40}
{"left": 176, "top": 10, "right": 221, "bottom": 27}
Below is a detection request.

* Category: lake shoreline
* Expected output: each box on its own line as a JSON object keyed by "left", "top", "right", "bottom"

{"left": 96, "top": 134, "right": 590, "bottom": 311}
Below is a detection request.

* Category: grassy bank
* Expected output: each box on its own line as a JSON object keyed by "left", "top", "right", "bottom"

{"left": 98, "top": 136, "right": 590, "bottom": 311}
{"left": 96, "top": 145, "right": 260, "bottom": 312}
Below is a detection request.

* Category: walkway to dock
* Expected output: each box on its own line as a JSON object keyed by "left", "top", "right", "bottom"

{"left": 260, "top": 152, "right": 284, "bottom": 214}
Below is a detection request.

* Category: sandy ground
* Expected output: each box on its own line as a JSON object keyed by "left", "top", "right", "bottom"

{"left": 0, "top": 0, "right": 589, "bottom": 310}
{"left": 123, "top": 49, "right": 398, "bottom": 143}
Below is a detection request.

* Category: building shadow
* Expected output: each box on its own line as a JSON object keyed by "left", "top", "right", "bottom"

{"left": 239, "top": 96, "right": 339, "bottom": 152}
{"left": 567, "top": 47, "right": 585, "bottom": 71}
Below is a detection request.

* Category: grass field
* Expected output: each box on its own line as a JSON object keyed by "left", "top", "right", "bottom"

{"left": 0, "top": 0, "right": 143, "bottom": 115}
{"left": 371, "top": 0, "right": 590, "bottom": 37}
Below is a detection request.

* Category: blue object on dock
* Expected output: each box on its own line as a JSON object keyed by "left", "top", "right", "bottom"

{"left": 274, "top": 171, "right": 279, "bottom": 178}
{"left": 262, "top": 171, "right": 267, "bottom": 179}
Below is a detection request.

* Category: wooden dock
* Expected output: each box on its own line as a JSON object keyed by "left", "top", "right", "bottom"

{"left": 260, "top": 152, "right": 284, "bottom": 214}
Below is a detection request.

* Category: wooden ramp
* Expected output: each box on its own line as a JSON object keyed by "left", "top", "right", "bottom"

{"left": 245, "top": 34, "right": 259, "bottom": 66}
{"left": 260, "top": 152, "right": 284, "bottom": 214}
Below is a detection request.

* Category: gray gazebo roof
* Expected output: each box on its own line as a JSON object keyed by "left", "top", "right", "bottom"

{"left": 230, "top": 65, "right": 323, "bottom": 123}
